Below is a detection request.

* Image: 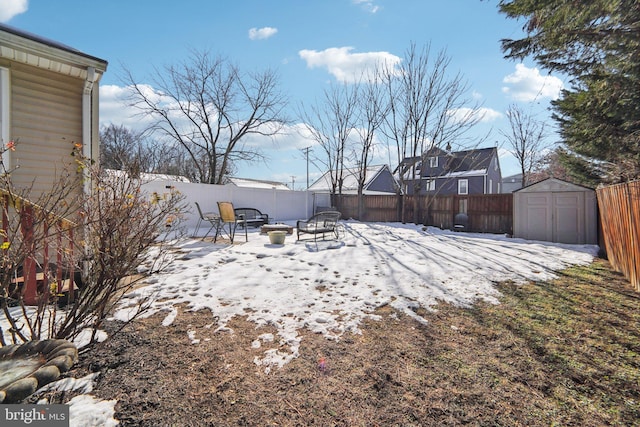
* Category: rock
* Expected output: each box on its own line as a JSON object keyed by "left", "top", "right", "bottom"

{"left": 3, "top": 377, "right": 38, "bottom": 403}
{"left": 33, "top": 365, "right": 61, "bottom": 387}
{"left": 47, "top": 345, "right": 78, "bottom": 363}
{"left": 45, "top": 355, "right": 75, "bottom": 372}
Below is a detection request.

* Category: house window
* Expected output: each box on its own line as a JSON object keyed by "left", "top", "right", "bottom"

{"left": 0, "top": 67, "right": 10, "bottom": 170}
{"left": 429, "top": 156, "right": 438, "bottom": 168}
{"left": 423, "top": 179, "right": 435, "bottom": 192}
{"left": 458, "top": 179, "right": 468, "bottom": 195}
{"left": 488, "top": 179, "right": 493, "bottom": 194}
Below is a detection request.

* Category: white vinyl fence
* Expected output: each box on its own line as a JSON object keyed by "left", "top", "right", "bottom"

{"left": 140, "top": 179, "right": 332, "bottom": 234}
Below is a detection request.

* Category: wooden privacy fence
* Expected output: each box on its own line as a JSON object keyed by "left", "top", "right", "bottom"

{"left": 335, "top": 193, "right": 513, "bottom": 234}
{"left": 597, "top": 181, "right": 640, "bottom": 291}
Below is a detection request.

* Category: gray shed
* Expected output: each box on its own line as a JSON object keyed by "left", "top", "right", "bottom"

{"left": 513, "top": 178, "right": 597, "bottom": 245}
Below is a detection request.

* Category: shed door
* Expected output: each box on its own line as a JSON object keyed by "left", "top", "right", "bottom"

{"left": 553, "top": 192, "right": 584, "bottom": 244}
{"left": 522, "top": 193, "right": 553, "bottom": 242}
{"left": 521, "top": 191, "right": 585, "bottom": 244}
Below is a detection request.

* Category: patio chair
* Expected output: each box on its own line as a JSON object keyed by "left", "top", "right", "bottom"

{"left": 296, "top": 211, "right": 342, "bottom": 242}
{"left": 194, "top": 202, "right": 220, "bottom": 240}
{"left": 215, "top": 201, "right": 248, "bottom": 243}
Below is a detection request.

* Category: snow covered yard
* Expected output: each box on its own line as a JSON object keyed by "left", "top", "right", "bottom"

{"left": 3, "top": 221, "right": 605, "bottom": 425}
{"left": 114, "top": 221, "right": 599, "bottom": 372}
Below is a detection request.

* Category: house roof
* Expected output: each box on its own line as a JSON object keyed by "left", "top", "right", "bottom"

{"left": 226, "top": 177, "right": 290, "bottom": 190}
{"left": 308, "top": 164, "right": 396, "bottom": 194}
{"left": 105, "top": 169, "right": 191, "bottom": 183}
{"left": 0, "top": 23, "right": 108, "bottom": 78}
{"left": 398, "top": 146, "right": 498, "bottom": 180}
{"left": 443, "top": 147, "right": 497, "bottom": 174}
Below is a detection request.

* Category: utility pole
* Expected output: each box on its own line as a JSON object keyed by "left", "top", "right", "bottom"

{"left": 290, "top": 175, "right": 295, "bottom": 190}
{"left": 303, "top": 146, "right": 311, "bottom": 189}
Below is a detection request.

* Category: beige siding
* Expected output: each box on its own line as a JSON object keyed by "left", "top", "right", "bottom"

{"left": 8, "top": 62, "right": 84, "bottom": 199}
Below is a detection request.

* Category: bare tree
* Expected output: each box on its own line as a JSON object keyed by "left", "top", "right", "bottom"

{"left": 299, "top": 83, "right": 359, "bottom": 200}
{"left": 382, "top": 43, "right": 484, "bottom": 223}
{"left": 123, "top": 50, "right": 289, "bottom": 184}
{"left": 351, "top": 73, "right": 389, "bottom": 219}
{"left": 100, "top": 124, "right": 152, "bottom": 175}
{"left": 500, "top": 104, "right": 547, "bottom": 186}
{"left": 528, "top": 146, "right": 575, "bottom": 184}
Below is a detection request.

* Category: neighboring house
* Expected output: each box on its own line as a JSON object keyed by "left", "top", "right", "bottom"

{"left": 501, "top": 173, "right": 523, "bottom": 193}
{"left": 226, "top": 177, "right": 291, "bottom": 191}
{"left": 308, "top": 164, "right": 400, "bottom": 195}
{"left": 398, "top": 147, "right": 502, "bottom": 195}
{"left": 0, "top": 23, "right": 108, "bottom": 198}
{"left": 106, "top": 169, "right": 191, "bottom": 183}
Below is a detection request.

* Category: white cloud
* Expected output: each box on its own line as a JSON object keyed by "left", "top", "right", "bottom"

{"left": 353, "top": 0, "right": 380, "bottom": 13}
{"left": 241, "top": 122, "right": 317, "bottom": 152}
{"left": 0, "top": 0, "right": 28, "bottom": 22}
{"left": 502, "top": 63, "right": 564, "bottom": 102}
{"left": 448, "top": 107, "right": 503, "bottom": 124}
{"left": 99, "top": 84, "right": 160, "bottom": 130}
{"left": 299, "top": 47, "right": 401, "bottom": 83}
{"left": 248, "top": 27, "right": 278, "bottom": 40}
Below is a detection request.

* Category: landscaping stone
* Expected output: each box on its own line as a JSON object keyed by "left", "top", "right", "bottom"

{"left": 0, "top": 339, "right": 78, "bottom": 403}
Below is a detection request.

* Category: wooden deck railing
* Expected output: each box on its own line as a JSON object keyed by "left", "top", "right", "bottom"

{"left": 1, "top": 189, "right": 78, "bottom": 305}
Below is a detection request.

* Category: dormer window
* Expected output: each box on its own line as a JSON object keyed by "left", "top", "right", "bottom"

{"left": 429, "top": 156, "right": 438, "bottom": 168}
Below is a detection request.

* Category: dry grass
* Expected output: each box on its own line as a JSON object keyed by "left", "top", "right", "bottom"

{"left": 36, "top": 258, "right": 640, "bottom": 426}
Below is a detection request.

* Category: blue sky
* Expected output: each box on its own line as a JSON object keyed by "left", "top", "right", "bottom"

{"left": 1, "top": 0, "right": 565, "bottom": 188}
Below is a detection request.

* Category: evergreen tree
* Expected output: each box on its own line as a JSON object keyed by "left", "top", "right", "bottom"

{"left": 499, "top": 0, "right": 640, "bottom": 183}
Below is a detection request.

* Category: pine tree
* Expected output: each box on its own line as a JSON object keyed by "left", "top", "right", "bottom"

{"left": 499, "top": 0, "right": 640, "bottom": 183}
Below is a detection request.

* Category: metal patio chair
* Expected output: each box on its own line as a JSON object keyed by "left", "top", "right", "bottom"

{"left": 194, "top": 202, "right": 220, "bottom": 240}
{"left": 215, "top": 201, "right": 248, "bottom": 243}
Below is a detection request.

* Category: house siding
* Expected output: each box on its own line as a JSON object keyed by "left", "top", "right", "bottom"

{"left": 424, "top": 175, "right": 486, "bottom": 196}
{"left": 6, "top": 62, "right": 83, "bottom": 198}
{"left": 468, "top": 176, "right": 486, "bottom": 194}
{"left": 487, "top": 157, "right": 502, "bottom": 194}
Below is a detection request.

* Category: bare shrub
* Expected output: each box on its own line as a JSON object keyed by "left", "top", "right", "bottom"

{"left": 0, "top": 140, "right": 186, "bottom": 347}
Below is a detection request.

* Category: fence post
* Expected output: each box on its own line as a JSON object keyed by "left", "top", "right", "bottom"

{"left": 625, "top": 183, "right": 639, "bottom": 288}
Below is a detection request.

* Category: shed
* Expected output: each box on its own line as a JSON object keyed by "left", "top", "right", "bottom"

{"left": 513, "top": 178, "right": 597, "bottom": 245}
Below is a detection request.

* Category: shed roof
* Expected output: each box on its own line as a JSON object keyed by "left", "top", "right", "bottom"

{"left": 514, "top": 177, "right": 595, "bottom": 193}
